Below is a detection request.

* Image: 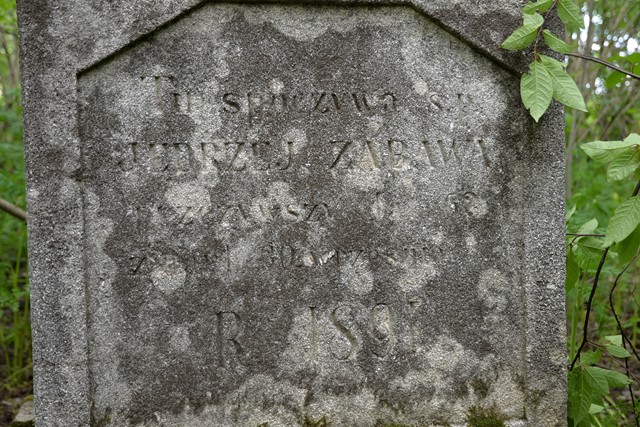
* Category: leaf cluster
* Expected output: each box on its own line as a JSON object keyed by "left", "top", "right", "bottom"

{"left": 501, "top": 0, "right": 587, "bottom": 121}
{"left": 568, "top": 338, "right": 632, "bottom": 426}
{"left": 567, "top": 133, "right": 640, "bottom": 427}
{"left": 581, "top": 134, "right": 640, "bottom": 247}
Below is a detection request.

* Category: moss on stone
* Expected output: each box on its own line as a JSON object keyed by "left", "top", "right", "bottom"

{"left": 300, "top": 415, "right": 331, "bottom": 426}
{"left": 465, "top": 404, "right": 508, "bottom": 427}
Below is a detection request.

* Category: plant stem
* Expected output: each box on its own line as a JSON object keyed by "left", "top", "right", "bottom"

{"left": 0, "top": 196, "right": 26, "bottom": 221}
{"left": 569, "top": 247, "right": 609, "bottom": 371}
{"left": 566, "top": 52, "right": 640, "bottom": 81}
{"left": 532, "top": 0, "right": 560, "bottom": 59}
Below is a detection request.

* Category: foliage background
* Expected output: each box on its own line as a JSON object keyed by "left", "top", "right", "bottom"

{"left": 0, "top": 0, "right": 638, "bottom": 425}
{"left": 0, "top": 0, "right": 30, "bottom": 424}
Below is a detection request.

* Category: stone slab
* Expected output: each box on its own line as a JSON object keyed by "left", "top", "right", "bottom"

{"left": 17, "top": 1, "right": 567, "bottom": 426}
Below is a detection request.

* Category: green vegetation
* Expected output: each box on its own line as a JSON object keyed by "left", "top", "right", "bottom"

{"left": 503, "top": 0, "right": 640, "bottom": 425}
{"left": 0, "top": 0, "right": 30, "bottom": 424}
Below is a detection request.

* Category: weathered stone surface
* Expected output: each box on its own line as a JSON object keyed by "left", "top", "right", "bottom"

{"left": 18, "top": 1, "right": 566, "bottom": 426}
{"left": 10, "top": 400, "right": 35, "bottom": 427}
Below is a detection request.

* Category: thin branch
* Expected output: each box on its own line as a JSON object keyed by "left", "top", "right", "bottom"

{"left": 532, "top": 0, "right": 560, "bottom": 58}
{"left": 0, "top": 197, "right": 26, "bottom": 221}
{"left": 570, "top": 247, "right": 610, "bottom": 371}
{"left": 567, "top": 233, "right": 606, "bottom": 237}
{"left": 566, "top": 52, "right": 640, "bottom": 80}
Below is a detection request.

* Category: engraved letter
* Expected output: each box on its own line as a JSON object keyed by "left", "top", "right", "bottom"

{"left": 388, "top": 139, "right": 409, "bottom": 170}
{"left": 217, "top": 311, "right": 244, "bottom": 367}
{"left": 351, "top": 93, "right": 371, "bottom": 112}
{"left": 222, "top": 93, "right": 241, "bottom": 113}
{"left": 330, "top": 305, "right": 358, "bottom": 360}
{"left": 276, "top": 141, "right": 293, "bottom": 170}
{"left": 309, "top": 306, "right": 318, "bottom": 362}
{"left": 379, "top": 92, "right": 397, "bottom": 111}
{"left": 370, "top": 303, "right": 394, "bottom": 358}
{"left": 408, "top": 299, "right": 422, "bottom": 352}
{"left": 475, "top": 139, "right": 491, "bottom": 167}
{"left": 329, "top": 141, "right": 354, "bottom": 169}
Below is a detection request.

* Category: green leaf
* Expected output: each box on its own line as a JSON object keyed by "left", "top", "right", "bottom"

{"left": 625, "top": 133, "right": 640, "bottom": 146}
{"left": 605, "top": 343, "right": 631, "bottom": 358}
{"left": 541, "top": 55, "right": 568, "bottom": 69}
{"left": 604, "top": 336, "right": 631, "bottom": 358}
{"left": 626, "top": 52, "right": 640, "bottom": 64}
{"left": 566, "top": 252, "right": 580, "bottom": 291}
{"left": 558, "top": 0, "right": 584, "bottom": 31}
{"left": 581, "top": 139, "right": 637, "bottom": 163}
{"left": 604, "top": 335, "right": 623, "bottom": 346}
{"left": 521, "top": 61, "right": 553, "bottom": 121}
{"left": 607, "top": 147, "right": 640, "bottom": 182}
{"left": 584, "top": 366, "right": 609, "bottom": 395}
{"left": 543, "top": 30, "right": 573, "bottom": 54}
{"left": 613, "top": 224, "right": 640, "bottom": 265}
{"left": 600, "top": 368, "right": 632, "bottom": 388}
{"left": 501, "top": 24, "right": 540, "bottom": 50}
{"left": 523, "top": 0, "right": 554, "bottom": 14}
{"left": 566, "top": 203, "right": 577, "bottom": 221}
{"left": 577, "top": 218, "right": 598, "bottom": 235}
{"left": 574, "top": 236, "right": 605, "bottom": 260}
{"left": 605, "top": 196, "right": 640, "bottom": 247}
{"left": 580, "top": 350, "right": 602, "bottom": 366}
{"left": 523, "top": 12, "right": 545, "bottom": 27}
{"left": 569, "top": 369, "right": 594, "bottom": 423}
{"left": 540, "top": 55, "right": 587, "bottom": 111}
{"left": 605, "top": 71, "right": 626, "bottom": 89}
{"left": 588, "top": 404, "right": 604, "bottom": 415}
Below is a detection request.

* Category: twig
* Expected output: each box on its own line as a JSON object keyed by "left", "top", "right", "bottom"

{"left": 0, "top": 197, "right": 26, "bottom": 221}
{"left": 532, "top": 0, "right": 560, "bottom": 58}
{"left": 570, "top": 247, "right": 610, "bottom": 371}
{"left": 566, "top": 52, "right": 640, "bottom": 81}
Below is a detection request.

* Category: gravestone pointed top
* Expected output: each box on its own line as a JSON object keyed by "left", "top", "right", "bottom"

{"left": 18, "top": 1, "right": 566, "bottom": 426}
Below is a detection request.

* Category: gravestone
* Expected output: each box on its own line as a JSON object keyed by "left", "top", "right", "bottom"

{"left": 17, "top": 1, "right": 567, "bottom": 426}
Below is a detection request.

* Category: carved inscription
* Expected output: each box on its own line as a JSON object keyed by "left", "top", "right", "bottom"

{"left": 308, "top": 301, "right": 421, "bottom": 361}
{"left": 222, "top": 91, "right": 397, "bottom": 121}
{"left": 330, "top": 138, "right": 490, "bottom": 170}
{"left": 370, "top": 303, "right": 395, "bottom": 358}
{"left": 330, "top": 305, "right": 359, "bottom": 360}
{"left": 141, "top": 76, "right": 398, "bottom": 119}
{"left": 141, "top": 75, "right": 193, "bottom": 115}
{"left": 124, "top": 244, "right": 436, "bottom": 278}
{"left": 115, "top": 138, "right": 490, "bottom": 174}
{"left": 126, "top": 200, "right": 331, "bottom": 228}
{"left": 116, "top": 140, "right": 293, "bottom": 174}
{"left": 261, "top": 244, "right": 436, "bottom": 269}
